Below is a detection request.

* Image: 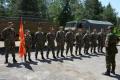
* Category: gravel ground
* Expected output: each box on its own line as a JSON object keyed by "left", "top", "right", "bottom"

{"left": 0, "top": 41, "right": 120, "bottom": 80}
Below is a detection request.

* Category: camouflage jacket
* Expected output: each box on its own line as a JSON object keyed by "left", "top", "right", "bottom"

{"left": 1, "top": 27, "right": 16, "bottom": 47}
{"left": 35, "top": 31, "right": 46, "bottom": 44}
{"left": 56, "top": 31, "right": 65, "bottom": 43}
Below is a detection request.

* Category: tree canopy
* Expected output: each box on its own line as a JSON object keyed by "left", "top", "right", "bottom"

{"left": 0, "top": 0, "right": 119, "bottom": 26}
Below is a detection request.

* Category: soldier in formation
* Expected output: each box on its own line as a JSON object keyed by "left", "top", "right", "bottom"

{"left": 56, "top": 26, "right": 65, "bottom": 58}
{"left": 65, "top": 29, "right": 75, "bottom": 57}
{"left": 104, "top": 26, "right": 119, "bottom": 76}
{"left": 46, "top": 27, "right": 56, "bottom": 59}
{"left": 90, "top": 29, "right": 98, "bottom": 54}
{"left": 1, "top": 22, "right": 17, "bottom": 64}
{"left": 97, "top": 29, "right": 106, "bottom": 53}
{"left": 35, "top": 27, "right": 46, "bottom": 60}
{"left": 75, "top": 28, "right": 83, "bottom": 56}
{"left": 83, "top": 30, "right": 91, "bottom": 55}
{"left": 24, "top": 29, "right": 32, "bottom": 62}
{"left": 1, "top": 24, "right": 115, "bottom": 64}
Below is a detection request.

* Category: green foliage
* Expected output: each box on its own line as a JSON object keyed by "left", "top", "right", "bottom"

{"left": 19, "top": 0, "right": 39, "bottom": 16}
{"left": 0, "top": 0, "right": 119, "bottom": 26}
{"left": 84, "top": 0, "right": 103, "bottom": 20}
{"left": 102, "top": 3, "right": 117, "bottom": 25}
{"left": 48, "top": 0, "right": 63, "bottom": 24}
{"left": 58, "top": 0, "right": 73, "bottom": 26}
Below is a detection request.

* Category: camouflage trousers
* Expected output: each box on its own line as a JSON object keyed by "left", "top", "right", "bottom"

{"left": 98, "top": 42, "right": 104, "bottom": 52}
{"left": 24, "top": 46, "right": 31, "bottom": 61}
{"left": 84, "top": 43, "right": 90, "bottom": 54}
{"left": 5, "top": 46, "right": 16, "bottom": 60}
{"left": 56, "top": 42, "right": 65, "bottom": 57}
{"left": 106, "top": 54, "right": 116, "bottom": 72}
{"left": 35, "top": 44, "right": 45, "bottom": 59}
{"left": 75, "top": 43, "right": 82, "bottom": 55}
{"left": 47, "top": 44, "right": 56, "bottom": 58}
{"left": 66, "top": 43, "right": 74, "bottom": 55}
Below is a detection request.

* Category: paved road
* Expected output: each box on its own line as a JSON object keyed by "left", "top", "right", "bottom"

{"left": 0, "top": 42, "right": 120, "bottom": 80}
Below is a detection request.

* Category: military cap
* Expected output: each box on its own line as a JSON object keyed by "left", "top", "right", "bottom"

{"left": 25, "top": 29, "right": 30, "bottom": 33}
{"left": 59, "top": 26, "right": 63, "bottom": 29}
{"left": 107, "top": 26, "right": 114, "bottom": 30}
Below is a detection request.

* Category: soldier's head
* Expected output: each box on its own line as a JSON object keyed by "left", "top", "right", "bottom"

{"left": 25, "top": 29, "right": 30, "bottom": 35}
{"left": 100, "top": 28, "right": 104, "bottom": 32}
{"left": 38, "top": 26, "right": 42, "bottom": 31}
{"left": 78, "top": 28, "right": 83, "bottom": 33}
{"left": 68, "top": 28, "right": 72, "bottom": 32}
{"left": 8, "top": 22, "right": 14, "bottom": 28}
{"left": 93, "top": 28, "right": 97, "bottom": 33}
{"left": 107, "top": 26, "right": 114, "bottom": 33}
{"left": 50, "top": 27, "right": 55, "bottom": 32}
{"left": 59, "top": 26, "right": 63, "bottom": 31}
{"left": 86, "top": 30, "right": 90, "bottom": 34}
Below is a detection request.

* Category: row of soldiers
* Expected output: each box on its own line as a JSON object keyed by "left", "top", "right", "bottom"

{"left": 25, "top": 26, "right": 106, "bottom": 62}
{"left": 1, "top": 22, "right": 119, "bottom": 76}
{"left": 1, "top": 22, "right": 106, "bottom": 63}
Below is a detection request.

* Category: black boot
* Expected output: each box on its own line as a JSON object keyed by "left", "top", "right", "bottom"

{"left": 71, "top": 54, "right": 74, "bottom": 57}
{"left": 41, "top": 53, "right": 45, "bottom": 60}
{"left": 13, "top": 58, "right": 17, "bottom": 63}
{"left": 61, "top": 50, "right": 65, "bottom": 58}
{"left": 75, "top": 51, "right": 77, "bottom": 56}
{"left": 104, "top": 69, "right": 110, "bottom": 76}
{"left": 111, "top": 65, "right": 115, "bottom": 74}
{"left": 35, "top": 52, "right": 38, "bottom": 60}
{"left": 29, "top": 58, "right": 32, "bottom": 62}
{"left": 4, "top": 58, "right": 8, "bottom": 64}
{"left": 57, "top": 53, "right": 59, "bottom": 58}
{"left": 53, "top": 53, "right": 56, "bottom": 59}
{"left": 24, "top": 55, "right": 27, "bottom": 62}
{"left": 47, "top": 52, "right": 49, "bottom": 59}
{"left": 61, "top": 53, "right": 65, "bottom": 58}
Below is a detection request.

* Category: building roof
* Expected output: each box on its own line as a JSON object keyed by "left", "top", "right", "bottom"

{"left": 83, "top": 19, "right": 113, "bottom": 26}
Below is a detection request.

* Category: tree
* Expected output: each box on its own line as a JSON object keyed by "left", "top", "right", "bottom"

{"left": 19, "top": 0, "right": 39, "bottom": 16}
{"left": 0, "top": 0, "right": 5, "bottom": 16}
{"left": 102, "top": 3, "right": 117, "bottom": 25}
{"left": 7, "top": 0, "right": 19, "bottom": 17}
{"left": 58, "top": 0, "right": 73, "bottom": 26}
{"left": 48, "top": 0, "right": 63, "bottom": 24}
{"left": 84, "top": 0, "right": 103, "bottom": 20}
{"left": 69, "top": 0, "right": 86, "bottom": 20}
{"left": 37, "top": 0, "right": 48, "bottom": 18}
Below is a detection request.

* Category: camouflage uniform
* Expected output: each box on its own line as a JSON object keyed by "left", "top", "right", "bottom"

{"left": 46, "top": 32, "right": 56, "bottom": 59}
{"left": 75, "top": 32, "right": 83, "bottom": 56}
{"left": 35, "top": 31, "right": 46, "bottom": 60}
{"left": 97, "top": 31, "right": 106, "bottom": 53}
{"left": 83, "top": 32, "right": 90, "bottom": 54}
{"left": 65, "top": 30, "right": 75, "bottom": 56}
{"left": 90, "top": 32, "right": 98, "bottom": 53}
{"left": 56, "top": 30, "right": 65, "bottom": 57}
{"left": 24, "top": 31, "right": 32, "bottom": 62}
{"left": 105, "top": 31, "right": 119, "bottom": 75}
{"left": 1, "top": 27, "right": 17, "bottom": 63}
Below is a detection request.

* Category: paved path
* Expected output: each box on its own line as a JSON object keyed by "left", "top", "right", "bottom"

{"left": 0, "top": 41, "right": 120, "bottom": 80}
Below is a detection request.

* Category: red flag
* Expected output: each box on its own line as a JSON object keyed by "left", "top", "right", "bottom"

{"left": 19, "top": 17, "right": 26, "bottom": 58}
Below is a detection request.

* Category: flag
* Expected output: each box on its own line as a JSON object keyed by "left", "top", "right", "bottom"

{"left": 19, "top": 17, "right": 26, "bottom": 58}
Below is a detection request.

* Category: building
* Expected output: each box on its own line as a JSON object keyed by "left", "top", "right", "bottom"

{"left": 65, "top": 19, "right": 113, "bottom": 32}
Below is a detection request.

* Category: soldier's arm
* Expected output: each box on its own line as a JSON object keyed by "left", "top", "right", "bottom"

{"left": 34, "top": 32, "right": 37, "bottom": 44}
{"left": 65, "top": 32, "right": 68, "bottom": 42}
{"left": 46, "top": 33, "right": 49, "bottom": 41}
{"left": 1, "top": 29, "right": 6, "bottom": 40}
{"left": 105, "top": 34, "right": 109, "bottom": 47}
{"left": 55, "top": 31, "right": 59, "bottom": 42}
